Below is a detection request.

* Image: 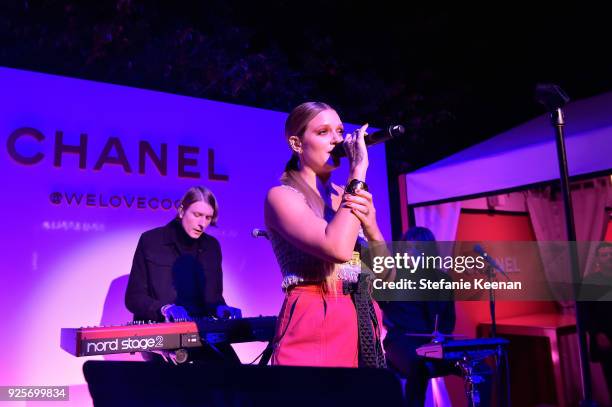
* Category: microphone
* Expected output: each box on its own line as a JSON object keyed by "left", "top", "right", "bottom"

{"left": 330, "top": 124, "right": 405, "bottom": 158}
{"left": 473, "top": 244, "right": 510, "bottom": 280}
{"left": 251, "top": 228, "right": 269, "bottom": 240}
{"left": 535, "top": 83, "right": 570, "bottom": 112}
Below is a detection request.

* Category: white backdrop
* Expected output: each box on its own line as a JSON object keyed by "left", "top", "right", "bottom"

{"left": 0, "top": 67, "right": 391, "bottom": 406}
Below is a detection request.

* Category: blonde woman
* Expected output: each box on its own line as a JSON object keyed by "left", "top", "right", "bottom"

{"left": 265, "top": 102, "right": 390, "bottom": 368}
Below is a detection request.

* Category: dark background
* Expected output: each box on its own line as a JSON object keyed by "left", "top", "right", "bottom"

{"left": 2, "top": 1, "right": 610, "bottom": 174}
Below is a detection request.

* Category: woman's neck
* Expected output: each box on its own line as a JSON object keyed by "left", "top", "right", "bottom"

{"left": 297, "top": 166, "right": 331, "bottom": 197}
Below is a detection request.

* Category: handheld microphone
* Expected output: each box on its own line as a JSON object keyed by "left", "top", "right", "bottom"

{"left": 251, "top": 228, "right": 269, "bottom": 240}
{"left": 473, "top": 244, "right": 510, "bottom": 280}
{"left": 330, "top": 124, "right": 405, "bottom": 158}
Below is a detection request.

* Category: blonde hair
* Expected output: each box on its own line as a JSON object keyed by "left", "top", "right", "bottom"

{"left": 281, "top": 101, "right": 333, "bottom": 218}
{"left": 282, "top": 102, "right": 339, "bottom": 288}
{"left": 178, "top": 186, "right": 219, "bottom": 226}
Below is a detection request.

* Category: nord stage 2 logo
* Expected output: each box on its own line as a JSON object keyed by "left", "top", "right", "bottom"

{"left": 82, "top": 335, "right": 172, "bottom": 356}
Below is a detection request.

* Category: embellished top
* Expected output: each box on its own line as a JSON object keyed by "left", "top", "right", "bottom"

{"left": 268, "top": 184, "right": 364, "bottom": 291}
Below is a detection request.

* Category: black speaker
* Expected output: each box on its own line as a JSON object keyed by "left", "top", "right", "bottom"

{"left": 83, "top": 361, "right": 403, "bottom": 407}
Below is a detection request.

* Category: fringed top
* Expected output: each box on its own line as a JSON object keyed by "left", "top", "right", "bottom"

{"left": 268, "top": 184, "right": 364, "bottom": 291}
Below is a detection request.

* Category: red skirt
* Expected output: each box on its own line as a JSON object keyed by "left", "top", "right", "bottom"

{"left": 271, "top": 280, "right": 382, "bottom": 368}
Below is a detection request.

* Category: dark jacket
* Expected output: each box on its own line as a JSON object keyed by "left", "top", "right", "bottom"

{"left": 125, "top": 219, "right": 226, "bottom": 321}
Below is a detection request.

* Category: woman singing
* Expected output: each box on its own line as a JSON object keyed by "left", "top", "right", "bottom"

{"left": 264, "top": 101, "right": 391, "bottom": 368}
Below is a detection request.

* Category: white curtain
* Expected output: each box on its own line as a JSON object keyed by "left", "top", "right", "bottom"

{"left": 526, "top": 180, "right": 611, "bottom": 304}
{"left": 414, "top": 201, "right": 462, "bottom": 242}
{"left": 526, "top": 178, "right": 611, "bottom": 405}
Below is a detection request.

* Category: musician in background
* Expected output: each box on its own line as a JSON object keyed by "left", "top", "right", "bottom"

{"left": 582, "top": 241, "right": 612, "bottom": 392}
{"left": 379, "top": 226, "right": 491, "bottom": 407}
{"left": 125, "top": 185, "right": 241, "bottom": 363}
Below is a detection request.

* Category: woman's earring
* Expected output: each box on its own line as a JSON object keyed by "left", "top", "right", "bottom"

{"left": 289, "top": 136, "right": 302, "bottom": 154}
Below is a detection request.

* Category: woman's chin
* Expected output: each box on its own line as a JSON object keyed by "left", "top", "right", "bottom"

{"left": 312, "top": 157, "right": 340, "bottom": 176}
{"left": 325, "top": 156, "right": 341, "bottom": 169}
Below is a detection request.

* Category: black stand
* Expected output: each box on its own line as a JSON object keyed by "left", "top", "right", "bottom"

{"left": 476, "top": 245, "right": 512, "bottom": 407}
{"left": 475, "top": 244, "right": 511, "bottom": 339}
{"left": 536, "top": 83, "right": 597, "bottom": 407}
{"left": 457, "top": 356, "right": 487, "bottom": 407}
{"left": 484, "top": 263, "right": 512, "bottom": 407}
{"left": 486, "top": 264, "right": 497, "bottom": 338}
{"left": 259, "top": 341, "right": 274, "bottom": 366}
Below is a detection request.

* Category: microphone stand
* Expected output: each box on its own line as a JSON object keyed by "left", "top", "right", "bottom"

{"left": 536, "top": 84, "right": 596, "bottom": 407}
{"left": 479, "top": 250, "right": 508, "bottom": 407}
{"left": 486, "top": 262, "right": 497, "bottom": 338}
{"left": 476, "top": 246, "right": 509, "bottom": 338}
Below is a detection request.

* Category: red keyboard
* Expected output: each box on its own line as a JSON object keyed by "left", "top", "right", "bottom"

{"left": 61, "top": 316, "right": 277, "bottom": 357}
